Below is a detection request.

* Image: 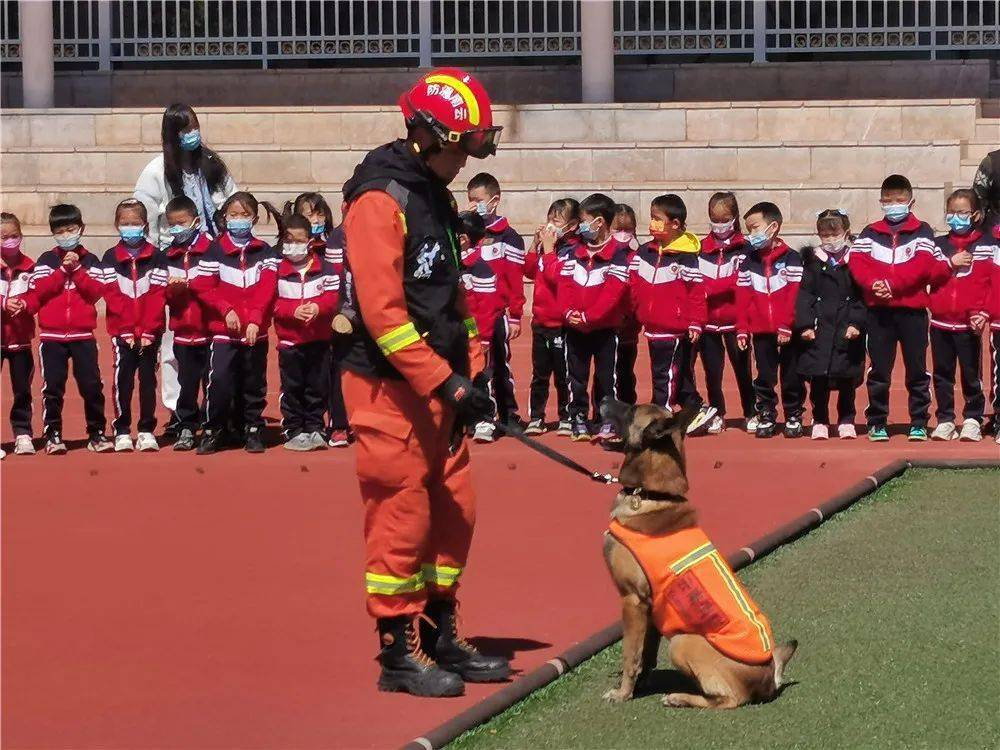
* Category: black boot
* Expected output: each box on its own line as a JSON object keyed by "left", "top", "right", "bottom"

{"left": 376, "top": 616, "right": 464, "bottom": 697}
{"left": 423, "top": 599, "right": 511, "bottom": 683}
{"left": 244, "top": 426, "right": 265, "bottom": 453}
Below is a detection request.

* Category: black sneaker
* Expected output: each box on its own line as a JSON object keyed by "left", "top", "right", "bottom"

{"left": 173, "top": 428, "right": 196, "bottom": 452}
{"left": 245, "top": 426, "right": 265, "bottom": 453}
{"left": 783, "top": 418, "right": 803, "bottom": 439}
{"left": 87, "top": 433, "right": 114, "bottom": 453}
{"left": 196, "top": 430, "right": 220, "bottom": 455}
{"left": 755, "top": 421, "right": 777, "bottom": 438}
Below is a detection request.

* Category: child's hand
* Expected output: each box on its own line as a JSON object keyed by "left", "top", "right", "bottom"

{"left": 167, "top": 276, "right": 187, "bottom": 287}
{"left": 688, "top": 328, "right": 700, "bottom": 343}
{"left": 540, "top": 226, "right": 558, "bottom": 254}
{"left": 62, "top": 251, "right": 80, "bottom": 270}
{"left": 844, "top": 325, "right": 861, "bottom": 340}
{"left": 969, "top": 313, "right": 988, "bottom": 333}
{"left": 121, "top": 333, "right": 136, "bottom": 348}
{"left": 225, "top": 309, "right": 241, "bottom": 332}
{"left": 508, "top": 319, "right": 521, "bottom": 340}
{"left": 801, "top": 328, "right": 816, "bottom": 341}
{"left": 737, "top": 334, "right": 749, "bottom": 351}
{"left": 950, "top": 250, "right": 973, "bottom": 268}
{"left": 139, "top": 335, "right": 152, "bottom": 351}
{"left": 872, "top": 280, "right": 892, "bottom": 300}
{"left": 777, "top": 331, "right": 791, "bottom": 345}
{"left": 566, "top": 311, "right": 583, "bottom": 327}
{"left": 5, "top": 298, "right": 25, "bottom": 316}
{"left": 245, "top": 323, "right": 260, "bottom": 346}
{"left": 294, "top": 302, "right": 319, "bottom": 323}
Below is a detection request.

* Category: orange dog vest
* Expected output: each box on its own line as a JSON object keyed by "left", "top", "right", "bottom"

{"left": 608, "top": 520, "right": 774, "bottom": 665}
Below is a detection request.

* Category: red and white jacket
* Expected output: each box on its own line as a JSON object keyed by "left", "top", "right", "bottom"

{"left": 165, "top": 233, "right": 212, "bottom": 345}
{"left": 191, "top": 233, "right": 279, "bottom": 343}
{"left": 462, "top": 244, "right": 508, "bottom": 344}
{"left": 1, "top": 252, "right": 35, "bottom": 351}
{"left": 479, "top": 216, "right": 526, "bottom": 325}
{"left": 848, "top": 214, "right": 951, "bottom": 309}
{"left": 556, "top": 236, "right": 630, "bottom": 332}
{"left": 928, "top": 230, "right": 996, "bottom": 332}
{"left": 272, "top": 253, "right": 340, "bottom": 349}
{"left": 523, "top": 235, "right": 580, "bottom": 328}
{"left": 628, "top": 232, "right": 707, "bottom": 339}
{"left": 24, "top": 245, "right": 105, "bottom": 342}
{"left": 736, "top": 239, "right": 803, "bottom": 337}
{"left": 991, "top": 226, "right": 1000, "bottom": 331}
{"left": 699, "top": 231, "right": 748, "bottom": 332}
{"left": 100, "top": 241, "right": 168, "bottom": 342}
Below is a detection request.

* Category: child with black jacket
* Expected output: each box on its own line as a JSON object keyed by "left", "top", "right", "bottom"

{"left": 795, "top": 210, "right": 866, "bottom": 440}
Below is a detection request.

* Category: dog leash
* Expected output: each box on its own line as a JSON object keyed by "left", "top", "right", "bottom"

{"left": 494, "top": 420, "right": 618, "bottom": 485}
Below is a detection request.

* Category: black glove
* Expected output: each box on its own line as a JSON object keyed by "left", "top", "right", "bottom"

{"left": 437, "top": 372, "right": 493, "bottom": 423}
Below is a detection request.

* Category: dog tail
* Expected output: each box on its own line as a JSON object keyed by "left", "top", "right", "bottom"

{"left": 773, "top": 639, "right": 798, "bottom": 689}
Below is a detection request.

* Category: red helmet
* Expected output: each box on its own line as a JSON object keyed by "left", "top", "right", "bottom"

{"left": 399, "top": 68, "right": 502, "bottom": 159}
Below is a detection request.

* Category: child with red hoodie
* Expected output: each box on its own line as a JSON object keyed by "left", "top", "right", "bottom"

{"left": 272, "top": 214, "right": 340, "bottom": 451}
{"left": 23, "top": 204, "right": 111, "bottom": 454}
{"left": 698, "top": 192, "right": 755, "bottom": 434}
{"left": 629, "top": 194, "right": 709, "bottom": 419}
{"left": 163, "top": 195, "right": 212, "bottom": 451}
{"left": 736, "top": 202, "right": 805, "bottom": 439}
{"left": 1, "top": 212, "right": 36, "bottom": 456}
{"left": 848, "top": 174, "right": 952, "bottom": 442}
{"left": 612, "top": 203, "right": 641, "bottom": 408}
{"left": 191, "top": 192, "right": 280, "bottom": 454}
{"left": 523, "top": 199, "right": 579, "bottom": 436}
{"left": 989, "top": 228, "right": 1000, "bottom": 444}
{"left": 557, "top": 193, "right": 630, "bottom": 442}
{"left": 467, "top": 172, "right": 525, "bottom": 427}
{"left": 101, "top": 199, "right": 168, "bottom": 453}
{"left": 928, "top": 189, "right": 995, "bottom": 442}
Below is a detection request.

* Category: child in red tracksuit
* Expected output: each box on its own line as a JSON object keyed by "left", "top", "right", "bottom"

{"left": 467, "top": 172, "right": 525, "bottom": 426}
{"left": 272, "top": 214, "right": 340, "bottom": 451}
{"left": 629, "top": 194, "right": 707, "bottom": 416}
{"left": 849, "top": 174, "right": 952, "bottom": 441}
{"left": 101, "top": 199, "right": 168, "bottom": 453}
{"left": 192, "top": 191, "right": 280, "bottom": 454}
{"left": 698, "top": 192, "right": 755, "bottom": 434}
{"left": 736, "top": 202, "right": 805, "bottom": 439}
{"left": 1, "top": 212, "right": 36, "bottom": 456}
{"left": 989, "top": 227, "right": 1000, "bottom": 443}
{"left": 928, "top": 189, "right": 995, "bottom": 442}
{"left": 23, "top": 204, "right": 111, "bottom": 454}
{"left": 524, "top": 199, "right": 579, "bottom": 436}
{"left": 612, "top": 203, "right": 642, "bottom": 408}
{"left": 163, "top": 195, "right": 212, "bottom": 451}
{"left": 557, "top": 193, "right": 630, "bottom": 443}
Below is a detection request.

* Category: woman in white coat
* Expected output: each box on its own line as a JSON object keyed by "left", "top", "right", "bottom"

{"left": 134, "top": 103, "right": 237, "bottom": 434}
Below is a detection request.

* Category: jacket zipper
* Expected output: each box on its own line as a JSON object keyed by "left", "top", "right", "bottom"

{"left": 131, "top": 255, "right": 141, "bottom": 336}
{"left": 764, "top": 253, "right": 775, "bottom": 332}
{"left": 646, "top": 251, "right": 663, "bottom": 323}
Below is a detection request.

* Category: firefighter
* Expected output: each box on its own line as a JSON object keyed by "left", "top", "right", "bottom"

{"left": 340, "top": 68, "right": 511, "bottom": 697}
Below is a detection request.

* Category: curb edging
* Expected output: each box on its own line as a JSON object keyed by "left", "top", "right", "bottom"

{"left": 402, "top": 458, "right": 999, "bottom": 750}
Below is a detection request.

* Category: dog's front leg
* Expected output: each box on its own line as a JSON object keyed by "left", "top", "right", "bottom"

{"left": 603, "top": 593, "right": 649, "bottom": 703}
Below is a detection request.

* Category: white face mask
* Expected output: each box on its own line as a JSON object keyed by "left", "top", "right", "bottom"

{"left": 819, "top": 235, "right": 847, "bottom": 253}
{"left": 545, "top": 222, "right": 565, "bottom": 239}
{"left": 710, "top": 219, "right": 736, "bottom": 238}
{"left": 282, "top": 243, "right": 310, "bottom": 263}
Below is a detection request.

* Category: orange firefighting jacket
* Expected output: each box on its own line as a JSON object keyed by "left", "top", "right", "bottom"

{"left": 607, "top": 520, "right": 774, "bottom": 665}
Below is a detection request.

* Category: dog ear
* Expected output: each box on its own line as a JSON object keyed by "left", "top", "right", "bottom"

{"left": 640, "top": 415, "right": 674, "bottom": 447}
{"left": 599, "top": 397, "right": 633, "bottom": 435}
{"left": 672, "top": 403, "right": 701, "bottom": 435}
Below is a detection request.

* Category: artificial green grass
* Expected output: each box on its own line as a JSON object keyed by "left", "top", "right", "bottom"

{"left": 450, "top": 469, "right": 1000, "bottom": 750}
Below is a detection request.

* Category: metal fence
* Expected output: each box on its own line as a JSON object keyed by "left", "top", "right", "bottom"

{"left": 1, "top": 1, "right": 997, "bottom": 67}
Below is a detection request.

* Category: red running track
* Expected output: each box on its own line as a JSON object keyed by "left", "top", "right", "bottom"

{"left": 2, "top": 332, "right": 998, "bottom": 749}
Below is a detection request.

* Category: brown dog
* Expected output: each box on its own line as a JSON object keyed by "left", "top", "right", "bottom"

{"left": 600, "top": 401, "right": 797, "bottom": 709}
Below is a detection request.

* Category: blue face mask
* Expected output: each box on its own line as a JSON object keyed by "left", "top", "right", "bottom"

{"left": 55, "top": 232, "right": 81, "bottom": 250}
{"left": 227, "top": 218, "right": 253, "bottom": 241}
{"left": 946, "top": 213, "right": 973, "bottom": 234}
{"left": 578, "top": 220, "right": 598, "bottom": 242}
{"left": 179, "top": 129, "right": 202, "bottom": 151}
{"left": 474, "top": 201, "right": 490, "bottom": 218}
{"left": 747, "top": 225, "right": 773, "bottom": 251}
{"left": 310, "top": 222, "right": 325, "bottom": 237}
{"left": 882, "top": 202, "right": 911, "bottom": 223}
{"left": 169, "top": 223, "right": 199, "bottom": 246}
{"left": 119, "top": 226, "right": 146, "bottom": 247}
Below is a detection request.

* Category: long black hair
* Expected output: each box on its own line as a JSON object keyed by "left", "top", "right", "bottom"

{"left": 161, "top": 103, "right": 231, "bottom": 198}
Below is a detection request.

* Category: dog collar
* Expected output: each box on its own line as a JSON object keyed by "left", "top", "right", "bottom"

{"left": 622, "top": 486, "right": 686, "bottom": 509}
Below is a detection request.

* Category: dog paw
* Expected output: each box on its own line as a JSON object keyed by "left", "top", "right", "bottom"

{"left": 602, "top": 687, "right": 631, "bottom": 704}
{"left": 661, "top": 693, "right": 686, "bottom": 708}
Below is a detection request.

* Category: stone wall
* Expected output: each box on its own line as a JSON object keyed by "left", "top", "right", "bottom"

{"left": 0, "top": 59, "right": 991, "bottom": 109}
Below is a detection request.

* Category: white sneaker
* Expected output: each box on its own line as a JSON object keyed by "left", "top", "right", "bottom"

{"left": 931, "top": 422, "right": 957, "bottom": 441}
{"left": 45, "top": 434, "right": 67, "bottom": 455}
{"left": 13, "top": 435, "right": 35, "bottom": 455}
{"left": 706, "top": 415, "right": 724, "bottom": 434}
{"left": 0, "top": 448, "right": 5, "bottom": 459}
{"left": 114, "top": 434, "right": 134, "bottom": 452}
{"left": 556, "top": 420, "right": 572, "bottom": 437}
{"left": 473, "top": 421, "right": 496, "bottom": 443}
{"left": 811, "top": 424, "right": 829, "bottom": 440}
{"left": 959, "top": 419, "right": 982, "bottom": 442}
{"left": 838, "top": 424, "right": 857, "bottom": 440}
{"left": 283, "top": 433, "right": 314, "bottom": 451}
{"left": 746, "top": 415, "right": 760, "bottom": 433}
{"left": 136, "top": 432, "right": 159, "bottom": 452}
{"left": 686, "top": 405, "right": 718, "bottom": 436}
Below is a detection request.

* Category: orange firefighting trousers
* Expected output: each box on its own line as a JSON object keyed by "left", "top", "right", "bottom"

{"left": 343, "top": 370, "right": 476, "bottom": 618}
{"left": 608, "top": 520, "right": 775, "bottom": 664}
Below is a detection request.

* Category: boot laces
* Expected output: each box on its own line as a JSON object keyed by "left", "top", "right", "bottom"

{"left": 408, "top": 614, "right": 437, "bottom": 668}
{"left": 445, "top": 604, "right": 478, "bottom": 655}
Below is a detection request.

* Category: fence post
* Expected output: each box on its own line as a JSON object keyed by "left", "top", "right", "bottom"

{"left": 418, "top": 0, "right": 432, "bottom": 68}
{"left": 929, "top": 0, "right": 936, "bottom": 60}
{"left": 19, "top": 0, "right": 54, "bottom": 107}
{"left": 97, "top": 0, "right": 111, "bottom": 71}
{"left": 260, "top": 1, "right": 268, "bottom": 69}
{"left": 581, "top": 0, "right": 614, "bottom": 103}
{"left": 753, "top": 0, "right": 767, "bottom": 63}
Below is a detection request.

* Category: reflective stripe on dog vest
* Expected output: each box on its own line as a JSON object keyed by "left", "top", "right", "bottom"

{"left": 608, "top": 520, "right": 774, "bottom": 664}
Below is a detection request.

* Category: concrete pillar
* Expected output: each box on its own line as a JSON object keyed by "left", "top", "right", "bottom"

{"left": 580, "top": 0, "right": 614, "bottom": 103}
{"left": 20, "top": 0, "right": 55, "bottom": 108}
{"left": 418, "top": 0, "right": 433, "bottom": 68}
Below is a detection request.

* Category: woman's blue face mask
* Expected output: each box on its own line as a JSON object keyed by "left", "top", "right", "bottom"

{"left": 179, "top": 129, "right": 202, "bottom": 151}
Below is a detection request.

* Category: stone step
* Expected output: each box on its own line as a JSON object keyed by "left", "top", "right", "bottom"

{"left": 1, "top": 99, "right": 980, "bottom": 149}
{"left": 974, "top": 119, "right": 1000, "bottom": 141}
{"left": 0, "top": 140, "right": 964, "bottom": 191}
{"left": 1, "top": 180, "right": 951, "bottom": 232}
